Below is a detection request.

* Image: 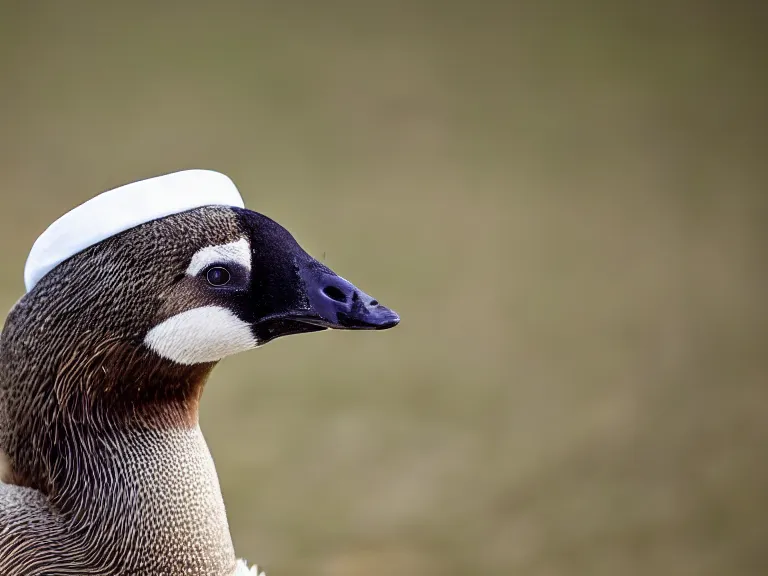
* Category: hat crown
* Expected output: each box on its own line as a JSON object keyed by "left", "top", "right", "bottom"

{"left": 24, "top": 170, "right": 245, "bottom": 292}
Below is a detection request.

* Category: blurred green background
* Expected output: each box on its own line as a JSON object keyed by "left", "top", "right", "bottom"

{"left": 1, "top": 1, "right": 766, "bottom": 575}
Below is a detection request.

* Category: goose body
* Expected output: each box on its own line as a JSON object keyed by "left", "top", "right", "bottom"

{"left": 0, "top": 170, "right": 398, "bottom": 575}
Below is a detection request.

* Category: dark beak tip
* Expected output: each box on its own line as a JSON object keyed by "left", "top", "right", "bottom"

{"left": 336, "top": 305, "right": 400, "bottom": 330}
{"left": 370, "top": 309, "right": 400, "bottom": 330}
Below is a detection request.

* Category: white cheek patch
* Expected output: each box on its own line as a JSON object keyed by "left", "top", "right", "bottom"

{"left": 187, "top": 238, "right": 251, "bottom": 277}
{"left": 144, "top": 306, "right": 257, "bottom": 365}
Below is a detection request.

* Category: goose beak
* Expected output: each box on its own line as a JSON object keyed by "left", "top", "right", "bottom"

{"left": 237, "top": 207, "right": 399, "bottom": 344}
{"left": 299, "top": 266, "right": 400, "bottom": 330}
{"left": 250, "top": 259, "right": 399, "bottom": 344}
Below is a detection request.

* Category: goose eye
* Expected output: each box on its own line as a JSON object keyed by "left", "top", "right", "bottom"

{"left": 206, "top": 266, "right": 231, "bottom": 287}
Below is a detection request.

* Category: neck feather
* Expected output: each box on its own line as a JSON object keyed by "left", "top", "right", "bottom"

{"left": 0, "top": 301, "right": 236, "bottom": 575}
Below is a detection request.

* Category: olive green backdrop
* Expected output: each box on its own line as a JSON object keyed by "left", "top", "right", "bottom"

{"left": 1, "top": 2, "right": 766, "bottom": 575}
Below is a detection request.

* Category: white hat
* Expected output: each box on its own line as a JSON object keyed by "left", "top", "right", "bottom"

{"left": 24, "top": 169, "right": 245, "bottom": 292}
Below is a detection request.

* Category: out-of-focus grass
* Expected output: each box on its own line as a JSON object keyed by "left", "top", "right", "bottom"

{"left": 0, "top": 2, "right": 766, "bottom": 575}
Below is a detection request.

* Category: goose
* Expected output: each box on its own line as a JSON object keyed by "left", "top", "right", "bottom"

{"left": 0, "top": 169, "right": 399, "bottom": 575}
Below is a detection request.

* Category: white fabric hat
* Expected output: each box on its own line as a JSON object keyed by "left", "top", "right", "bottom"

{"left": 24, "top": 169, "right": 245, "bottom": 292}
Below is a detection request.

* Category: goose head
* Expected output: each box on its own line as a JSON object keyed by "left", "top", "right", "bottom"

{"left": 23, "top": 170, "right": 398, "bottom": 364}
{"left": 5, "top": 169, "right": 398, "bottom": 435}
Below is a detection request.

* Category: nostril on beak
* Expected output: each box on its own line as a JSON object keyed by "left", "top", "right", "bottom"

{"left": 322, "top": 285, "right": 348, "bottom": 303}
{"left": 370, "top": 299, "right": 378, "bottom": 306}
